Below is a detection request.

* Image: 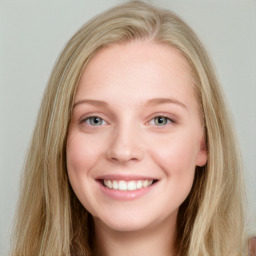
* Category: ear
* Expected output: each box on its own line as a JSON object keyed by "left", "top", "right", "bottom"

{"left": 196, "top": 137, "right": 208, "bottom": 167}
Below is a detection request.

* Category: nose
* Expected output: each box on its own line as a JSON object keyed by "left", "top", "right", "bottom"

{"left": 106, "top": 125, "right": 144, "bottom": 163}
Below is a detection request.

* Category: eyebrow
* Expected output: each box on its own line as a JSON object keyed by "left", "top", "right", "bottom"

{"left": 73, "top": 99, "right": 108, "bottom": 108}
{"left": 73, "top": 97, "right": 187, "bottom": 109}
{"left": 146, "top": 98, "right": 187, "bottom": 109}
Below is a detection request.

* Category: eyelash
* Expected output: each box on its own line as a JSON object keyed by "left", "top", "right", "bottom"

{"left": 81, "top": 116, "right": 107, "bottom": 126}
{"left": 147, "top": 116, "right": 174, "bottom": 126}
{"left": 81, "top": 115, "right": 174, "bottom": 127}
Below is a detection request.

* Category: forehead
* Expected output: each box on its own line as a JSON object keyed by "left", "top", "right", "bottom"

{"left": 82, "top": 41, "right": 193, "bottom": 82}
{"left": 75, "top": 41, "right": 196, "bottom": 107}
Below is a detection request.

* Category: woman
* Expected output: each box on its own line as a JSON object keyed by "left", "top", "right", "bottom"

{"left": 10, "top": 1, "right": 249, "bottom": 255}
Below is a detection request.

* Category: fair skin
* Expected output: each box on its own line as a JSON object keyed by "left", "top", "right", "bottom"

{"left": 66, "top": 41, "right": 207, "bottom": 256}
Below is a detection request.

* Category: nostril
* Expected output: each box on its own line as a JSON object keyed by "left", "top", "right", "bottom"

{"left": 106, "top": 139, "right": 144, "bottom": 163}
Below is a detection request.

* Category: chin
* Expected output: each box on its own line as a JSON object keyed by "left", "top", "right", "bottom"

{"left": 94, "top": 212, "right": 153, "bottom": 233}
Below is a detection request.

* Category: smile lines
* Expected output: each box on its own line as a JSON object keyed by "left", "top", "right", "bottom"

{"left": 102, "top": 179, "right": 156, "bottom": 191}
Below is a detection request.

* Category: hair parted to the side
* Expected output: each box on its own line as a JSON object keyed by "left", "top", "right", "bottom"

{"left": 10, "top": 1, "right": 247, "bottom": 256}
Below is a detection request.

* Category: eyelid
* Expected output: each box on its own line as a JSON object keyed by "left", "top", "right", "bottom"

{"left": 146, "top": 113, "right": 176, "bottom": 125}
{"left": 79, "top": 113, "right": 108, "bottom": 125}
{"left": 149, "top": 116, "right": 173, "bottom": 126}
{"left": 78, "top": 112, "right": 176, "bottom": 126}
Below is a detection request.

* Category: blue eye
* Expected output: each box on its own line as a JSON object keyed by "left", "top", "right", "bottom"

{"left": 84, "top": 116, "right": 106, "bottom": 126}
{"left": 151, "top": 116, "right": 172, "bottom": 126}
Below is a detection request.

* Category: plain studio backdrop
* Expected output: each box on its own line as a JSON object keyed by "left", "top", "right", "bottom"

{"left": 0, "top": 0, "right": 255, "bottom": 255}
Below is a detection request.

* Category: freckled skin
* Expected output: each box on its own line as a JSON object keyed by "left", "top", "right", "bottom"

{"left": 66, "top": 41, "right": 207, "bottom": 234}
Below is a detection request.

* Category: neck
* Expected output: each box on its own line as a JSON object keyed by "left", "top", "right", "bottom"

{"left": 92, "top": 217, "right": 177, "bottom": 256}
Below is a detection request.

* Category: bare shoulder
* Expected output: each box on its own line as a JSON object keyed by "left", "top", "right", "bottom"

{"left": 249, "top": 237, "right": 256, "bottom": 256}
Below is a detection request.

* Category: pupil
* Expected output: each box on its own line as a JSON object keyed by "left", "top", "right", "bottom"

{"left": 93, "top": 117, "right": 100, "bottom": 124}
{"left": 158, "top": 117, "right": 164, "bottom": 123}
{"left": 155, "top": 116, "right": 166, "bottom": 126}
{"left": 90, "top": 117, "right": 101, "bottom": 125}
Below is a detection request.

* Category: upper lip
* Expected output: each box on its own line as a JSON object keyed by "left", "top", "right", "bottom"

{"left": 96, "top": 174, "right": 159, "bottom": 181}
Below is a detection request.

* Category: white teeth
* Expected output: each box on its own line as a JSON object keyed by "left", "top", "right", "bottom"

{"left": 106, "top": 180, "right": 112, "bottom": 189}
{"left": 127, "top": 181, "right": 137, "bottom": 190}
{"left": 119, "top": 181, "right": 127, "bottom": 190}
{"left": 103, "top": 179, "right": 154, "bottom": 191}
{"left": 137, "top": 180, "right": 142, "bottom": 189}
{"left": 113, "top": 180, "right": 118, "bottom": 190}
{"left": 143, "top": 180, "right": 149, "bottom": 188}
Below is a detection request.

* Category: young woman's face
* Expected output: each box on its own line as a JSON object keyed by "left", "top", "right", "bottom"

{"left": 66, "top": 42, "right": 207, "bottom": 233}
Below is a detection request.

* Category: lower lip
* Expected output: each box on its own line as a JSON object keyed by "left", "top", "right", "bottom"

{"left": 97, "top": 181, "right": 156, "bottom": 200}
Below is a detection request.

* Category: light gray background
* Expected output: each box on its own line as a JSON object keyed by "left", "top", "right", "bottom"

{"left": 0, "top": 0, "right": 255, "bottom": 255}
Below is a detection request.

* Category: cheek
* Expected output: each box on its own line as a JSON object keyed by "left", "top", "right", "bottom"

{"left": 66, "top": 132, "right": 104, "bottom": 214}
{"left": 66, "top": 132, "right": 103, "bottom": 173}
{"left": 66, "top": 139, "right": 86, "bottom": 177}
{"left": 148, "top": 131, "right": 200, "bottom": 196}
{"left": 149, "top": 131, "right": 200, "bottom": 173}
{"left": 66, "top": 134, "right": 88, "bottom": 195}
{"left": 66, "top": 132, "right": 100, "bottom": 192}
{"left": 145, "top": 133, "right": 198, "bottom": 218}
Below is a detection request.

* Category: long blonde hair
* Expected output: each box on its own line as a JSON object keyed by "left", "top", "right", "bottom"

{"left": 10, "top": 1, "right": 247, "bottom": 255}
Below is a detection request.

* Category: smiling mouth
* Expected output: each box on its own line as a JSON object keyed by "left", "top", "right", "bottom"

{"left": 99, "top": 179, "right": 158, "bottom": 191}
